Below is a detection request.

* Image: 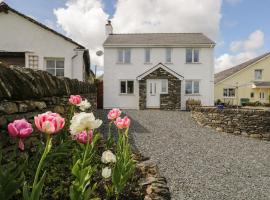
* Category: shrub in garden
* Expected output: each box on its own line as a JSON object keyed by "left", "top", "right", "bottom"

{"left": 186, "top": 98, "right": 202, "bottom": 111}
{"left": 1, "top": 95, "right": 136, "bottom": 199}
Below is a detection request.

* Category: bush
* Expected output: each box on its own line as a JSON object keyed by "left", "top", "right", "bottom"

{"left": 186, "top": 99, "right": 201, "bottom": 111}
{"left": 244, "top": 101, "right": 263, "bottom": 107}
{"left": 215, "top": 99, "right": 222, "bottom": 105}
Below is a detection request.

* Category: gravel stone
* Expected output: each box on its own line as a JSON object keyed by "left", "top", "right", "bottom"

{"left": 96, "top": 110, "right": 270, "bottom": 200}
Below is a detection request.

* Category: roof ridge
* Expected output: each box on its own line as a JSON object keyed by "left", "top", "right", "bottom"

{"left": 111, "top": 33, "right": 205, "bottom": 35}
{"left": 216, "top": 52, "right": 270, "bottom": 74}
{"left": 215, "top": 52, "right": 270, "bottom": 83}
{"left": 0, "top": 2, "right": 85, "bottom": 49}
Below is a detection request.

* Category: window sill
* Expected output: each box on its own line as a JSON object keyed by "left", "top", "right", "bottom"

{"left": 165, "top": 62, "right": 173, "bottom": 64}
{"left": 119, "top": 93, "right": 135, "bottom": 96}
{"left": 185, "top": 62, "right": 202, "bottom": 64}
{"left": 223, "top": 97, "right": 236, "bottom": 99}
{"left": 185, "top": 94, "right": 201, "bottom": 96}
{"left": 116, "top": 62, "right": 132, "bottom": 65}
{"left": 144, "top": 62, "right": 152, "bottom": 65}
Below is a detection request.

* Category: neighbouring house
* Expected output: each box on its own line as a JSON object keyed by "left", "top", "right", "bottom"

{"left": 0, "top": 2, "right": 92, "bottom": 82}
{"left": 214, "top": 52, "right": 270, "bottom": 105}
{"left": 103, "top": 21, "right": 215, "bottom": 110}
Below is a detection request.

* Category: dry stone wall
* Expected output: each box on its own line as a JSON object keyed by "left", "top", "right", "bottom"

{"left": 0, "top": 65, "right": 96, "bottom": 129}
{"left": 192, "top": 107, "right": 270, "bottom": 140}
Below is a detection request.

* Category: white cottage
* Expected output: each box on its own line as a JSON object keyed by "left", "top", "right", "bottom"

{"left": 0, "top": 2, "right": 91, "bottom": 82}
{"left": 103, "top": 21, "right": 215, "bottom": 110}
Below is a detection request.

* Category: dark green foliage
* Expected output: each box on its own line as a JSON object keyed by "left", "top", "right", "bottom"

{"left": 0, "top": 146, "right": 27, "bottom": 200}
{"left": 112, "top": 133, "right": 136, "bottom": 199}
{"left": 69, "top": 133, "right": 100, "bottom": 200}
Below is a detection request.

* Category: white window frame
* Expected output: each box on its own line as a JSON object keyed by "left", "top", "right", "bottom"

{"left": 117, "top": 48, "right": 131, "bottom": 64}
{"left": 45, "top": 57, "right": 65, "bottom": 77}
{"left": 254, "top": 69, "right": 263, "bottom": 80}
{"left": 160, "top": 79, "right": 168, "bottom": 94}
{"left": 119, "top": 80, "right": 134, "bottom": 95}
{"left": 144, "top": 48, "right": 151, "bottom": 63}
{"left": 223, "top": 88, "right": 236, "bottom": 98}
{"left": 165, "top": 48, "right": 172, "bottom": 63}
{"left": 185, "top": 80, "right": 200, "bottom": 95}
{"left": 186, "top": 48, "right": 200, "bottom": 63}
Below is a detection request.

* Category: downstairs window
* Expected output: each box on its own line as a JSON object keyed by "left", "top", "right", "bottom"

{"left": 120, "top": 80, "right": 134, "bottom": 94}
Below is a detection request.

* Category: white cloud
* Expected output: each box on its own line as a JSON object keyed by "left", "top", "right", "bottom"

{"left": 54, "top": 0, "right": 222, "bottom": 73}
{"left": 54, "top": 0, "right": 108, "bottom": 68}
{"left": 215, "top": 30, "right": 265, "bottom": 72}
{"left": 112, "top": 0, "right": 222, "bottom": 40}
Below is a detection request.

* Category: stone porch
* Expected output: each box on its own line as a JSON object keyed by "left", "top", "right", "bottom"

{"left": 137, "top": 63, "right": 183, "bottom": 110}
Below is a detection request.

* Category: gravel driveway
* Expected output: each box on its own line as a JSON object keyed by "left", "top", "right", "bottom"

{"left": 96, "top": 110, "right": 270, "bottom": 200}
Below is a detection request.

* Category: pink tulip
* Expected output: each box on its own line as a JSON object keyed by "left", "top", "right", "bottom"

{"left": 34, "top": 111, "right": 65, "bottom": 134}
{"left": 69, "top": 95, "right": 82, "bottom": 105}
{"left": 107, "top": 108, "right": 122, "bottom": 120}
{"left": 7, "top": 119, "right": 33, "bottom": 150}
{"left": 114, "top": 116, "right": 131, "bottom": 129}
{"left": 75, "top": 130, "right": 93, "bottom": 144}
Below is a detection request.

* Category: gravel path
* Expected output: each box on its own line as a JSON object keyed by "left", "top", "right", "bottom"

{"left": 96, "top": 110, "right": 270, "bottom": 200}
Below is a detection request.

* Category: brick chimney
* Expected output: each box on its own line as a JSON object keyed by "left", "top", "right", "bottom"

{"left": 105, "top": 20, "right": 113, "bottom": 37}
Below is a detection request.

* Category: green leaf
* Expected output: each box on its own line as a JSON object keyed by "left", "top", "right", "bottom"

{"left": 23, "top": 182, "right": 30, "bottom": 200}
{"left": 30, "top": 171, "right": 46, "bottom": 200}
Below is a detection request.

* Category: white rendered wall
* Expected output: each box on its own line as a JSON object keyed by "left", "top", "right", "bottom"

{"left": 0, "top": 11, "right": 84, "bottom": 81}
{"left": 104, "top": 46, "right": 215, "bottom": 109}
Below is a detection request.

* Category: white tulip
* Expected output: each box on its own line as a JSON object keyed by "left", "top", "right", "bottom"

{"left": 70, "top": 112, "right": 102, "bottom": 135}
{"left": 101, "top": 150, "right": 116, "bottom": 164}
{"left": 77, "top": 99, "right": 91, "bottom": 111}
{"left": 102, "top": 167, "right": 111, "bottom": 179}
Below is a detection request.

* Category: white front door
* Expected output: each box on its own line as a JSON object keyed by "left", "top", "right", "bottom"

{"left": 146, "top": 79, "right": 160, "bottom": 108}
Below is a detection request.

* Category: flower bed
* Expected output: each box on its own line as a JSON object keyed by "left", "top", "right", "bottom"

{"left": 0, "top": 95, "right": 170, "bottom": 200}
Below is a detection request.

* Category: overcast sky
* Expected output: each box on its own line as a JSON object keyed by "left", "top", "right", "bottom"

{"left": 2, "top": 0, "right": 270, "bottom": 75}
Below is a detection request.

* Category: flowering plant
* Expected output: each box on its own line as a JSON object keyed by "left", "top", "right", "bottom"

{"left": 69, "top": 95, "right": 82, "bottom": 105}
{"left": 69, "top": 112, "right": 102, "bottom": 200}
{"left": 106, "top": 108, "right": 122, "bottom": 149}
{"left": 3, "top": 96, "right": 137, "bottom": 199}
{"left": 8, "top": 119, "right": 33, "bottom": 151}
{"left": 23, "top": 112, "right": 65, "bottom": 200}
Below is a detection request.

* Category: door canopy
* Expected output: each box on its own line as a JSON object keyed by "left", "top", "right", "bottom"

{"left": 137, "top": 63, "right": 184, "bottom": 80}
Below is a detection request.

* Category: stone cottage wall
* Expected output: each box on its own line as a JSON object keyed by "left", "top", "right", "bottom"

{"left": 0, "top": 65, "right": 96, "bottom": 129}
{"left": 139, "top": 67, "right": 181, "bottom": 110}
{"left": 192, "top": 107, "right": 270, "bottom": 140}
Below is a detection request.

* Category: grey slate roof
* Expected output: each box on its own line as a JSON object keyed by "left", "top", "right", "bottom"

{"left": 215, "top": 52, "right": 270, "bottom": 84}
{"left": 253, "top": 81, "right": 270, "bottom": 88}
{"left": 104, "top": 33, "right": 215, "bottom": 46}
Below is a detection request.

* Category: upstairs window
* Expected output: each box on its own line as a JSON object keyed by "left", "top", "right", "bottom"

{"left": 186, "top": 48, "right": 200, "bottom": 63}
{"left": 120, "top": 80, "right": 134, "bottom": 94}
{"left": 165, "top": 48, "right": 172, "bottom": 63}
{"left": 45, "top": 58, "right": 64, "bottom": 77}
{"left": 185, "top": 80, "right": 200, "bottom": 94}
{"left": 223, "top": 88, "right": 235, "bottom": 97}
{"left": 144, "top": 48, "right": 151, "bottom": 63}
{"left": 255, "top": 69, "right": 262, "bottom": 80}
{"left": 118, "top": 48, "right": 131, "bottom": 63}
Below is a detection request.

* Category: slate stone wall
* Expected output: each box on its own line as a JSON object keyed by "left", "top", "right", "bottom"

{"left": 192, "top": 107, "right": 270, "bottom": 140}
{"left": 0, "top": 65, "right": 96, "bottom": 129}
{"left": 139, "top": 67, "right": 181, "bottom": 110}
